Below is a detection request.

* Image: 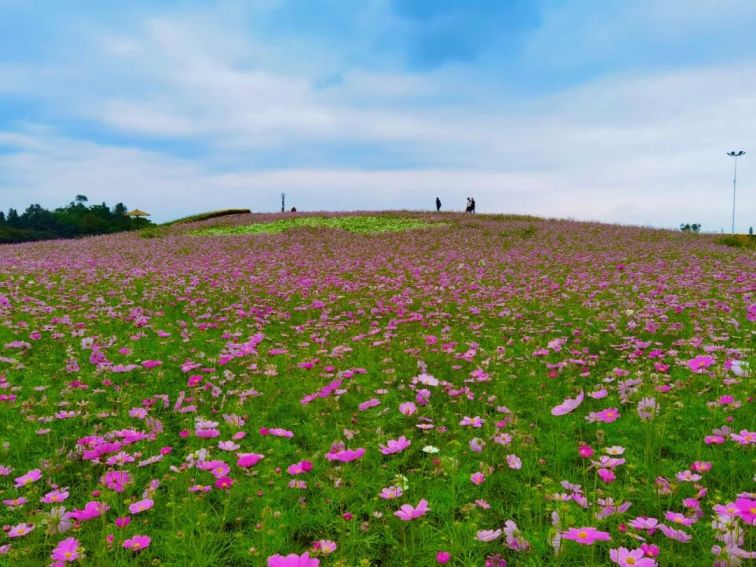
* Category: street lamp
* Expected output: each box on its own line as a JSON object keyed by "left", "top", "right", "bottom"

{"left": 726, "top": 150, "right": 745, "bottom": 234}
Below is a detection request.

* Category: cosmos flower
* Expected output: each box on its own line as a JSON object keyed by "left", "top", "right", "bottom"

{"left": 51, "top": 538, "right": 82, "bottom": 563}
{"left": 609, "top": 547, "right": 657, "bottom": 566}
{"left": 551, "top": 391, "right": 584, "bottom": 416}
{"left": 394, "top": 499, "right": 429, "bottom": 521}
{"left": 128, "top": 498, "right": 154, "bottom": 514}
{"left": 8, "top": 523, "right": 34, "bottom": 538}
{"left": 237, "top": 453, "right": 265, "bottom": 468}
{"left": 325, "top": 448, "right": 365, "bottom": 463}
{"left": 379, "top": 436, "right": 411, "bottom": 455}
{"left": 476, "top": 529, "right": 502, "bottom": 542}
{"left": 561, "top": 527, "right": 611, "bottom": 545}
{"left": 123, "top": 535, "right": 151, "bottom": 552}
{"left": 267, "top": 552, "right": 320, "bottom": 566}
{"left": 14, "top": 469, "right": 42, "bottom": 488}
{"left": 66, "top": 501, "right": 109, "bottom": 522}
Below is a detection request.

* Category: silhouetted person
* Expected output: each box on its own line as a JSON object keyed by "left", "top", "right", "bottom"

{"left": 436, "top": 197, "right": 441, "bottom": 212}
{"left": 470, "top": 198, "right": 476, "bottom": 213}
{"left": 465, "top": 197, "right": 472, "bottom": 213}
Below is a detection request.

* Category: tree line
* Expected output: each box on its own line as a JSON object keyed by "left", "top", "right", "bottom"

{"left": 0, "top": 195, "right": 152, "bottom": 244}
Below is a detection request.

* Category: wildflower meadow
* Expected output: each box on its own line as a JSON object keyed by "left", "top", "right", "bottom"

{"left": 0, "top": 212, "right": 753, "bottom": 566}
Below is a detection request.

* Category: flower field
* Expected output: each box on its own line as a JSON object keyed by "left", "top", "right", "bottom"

{"left": 0, "top": 212, "right": 753, "bottom": 566}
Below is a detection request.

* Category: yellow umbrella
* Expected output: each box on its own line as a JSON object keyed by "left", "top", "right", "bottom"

{"left": 126, "top": 209, "right": 150, "bottom": 217}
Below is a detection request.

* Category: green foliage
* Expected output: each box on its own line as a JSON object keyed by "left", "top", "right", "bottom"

{"left": 679, "top": 223, "right": 701, "bottom": 233}
{"left": 193, "top": 216, "right": 442, "bottom": 236}
{"left": 163, "top": 209, "right": 252, "bottom": 226}
{"left": 0, "top": 196, "right": 150, "bottom": 244}
{"left": 716, "top": 234, "right": 755, "bottom": 249}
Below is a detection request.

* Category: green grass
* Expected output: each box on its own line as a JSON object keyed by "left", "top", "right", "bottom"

{"left": 192, "top": 215, "right": 443, "bottom": 236}
{"left": 163, "top": 209, "right": 252, "bottom": 226}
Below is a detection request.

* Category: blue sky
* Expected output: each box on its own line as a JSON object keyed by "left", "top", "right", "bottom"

{"left": 1, "top": 0, "right": 755, "bottom": 229}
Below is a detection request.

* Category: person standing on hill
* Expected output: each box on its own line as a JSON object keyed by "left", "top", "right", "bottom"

{"left": 436, "top": 197, "right": 442, "bottom": 212}
{"left": 470, "top": 198, "right": 476, "bottom": 213}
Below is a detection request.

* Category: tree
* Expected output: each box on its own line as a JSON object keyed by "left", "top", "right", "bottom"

{"left": 680, "top": 223, "right": 701, "bottom": 233}
{"left": 6, "top": 208, "right": 19, "bottom": 227}
{"left": 75, "top": 194, "right": 88, "bottom": 203}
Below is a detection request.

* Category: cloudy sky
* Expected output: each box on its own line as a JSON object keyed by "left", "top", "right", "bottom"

{"left": 1, "top": 0, "right": 754, "bottom": 229}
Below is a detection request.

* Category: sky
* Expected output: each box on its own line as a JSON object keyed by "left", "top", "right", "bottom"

{"left": 0, "top": 0, "right": 755, "bottom": 230}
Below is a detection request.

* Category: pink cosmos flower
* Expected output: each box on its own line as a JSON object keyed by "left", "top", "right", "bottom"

{"left": 358, "top": 398, "right": 380, "bottom": 411}
{"left": 267, "top": 428, "right": 295, "bottom": 438}
{"left": 598, "top": 468, "right": 616, "bottom": 484}
{"left": 658, "top": 524, "right": 691, "bottom": 542}
{"left": 101, "top": 470, "right": 131, "bottom": 493}
{"left": 379, "top": 486, "right": 403, "bottom": 500}
{"left": 394, "top": 499, "right": 430, "bottom": 521}
{"left": 578, "top": 443, "right": 594, "bottom": 458}
{"left": 688, "top": 355, "right": 715, "bottom": 372}
{"left": 199, "top": 460, "right": 231, "bottom": 478}
{"left": 325, "top": 448, "right": 365, "bottom": 463}
{"left": 640, "top": 544, "right": 659, "bottom": 557}
{"left": 267, "top": 552, "right": 320, "bottom": 566}
{"left": 123, "top": 535, "right": 151, "bottom": 552}
{"left": 14, "top": 468, "right": 42, "bottom": 488}
{"left": 675, "top": 470, "right": 701, "bottom": 482}
{"left": 730, "top": 429, "right": 755, "bottom": 445}
{"left": 66, "top": 501, "right": 109, "bottom": 522}
{"left": 629, "top": 517, "right": 659, "bottom": 533}
{"left": 3, "top": 497, "right": 27, "bottom": 508}
{"left": 196, "top": 428, "right": 220, "bottom": 439}
{"left": 551, "top": 391, "right": 584, "bottom": 416}
{"left": 379, "top": 436, "right": 411, "bottom": 455}
{"left": 215, "top": 476, "right": 234, "bottom": 489}
{"left": 115, "top": 516, "right": 131, "bottom": 528}
{"left": 589, "top": 388, "right": 608, "bottom": 399}
{"left": 312, "top": 540, "right": 337, "bottom": 555}
{"left": 399, "top": 402, "right": 417, "bottom": 415}
{"left": 469, "top": 437, "right": 485, "bottom": 453}
{"left": 128, "top": 498, "right": 154, "bottom": 514}
{"left": 471, "top": 472, "right": 486, "bottom": 485}
{"left": 503, "top": 520, "right": 530, "bottom": 551}
{"left": 506, "top": 454, "right": 522, "bottom": 470}
{"left": 476, "top": 529, "right": 502, "bottom": 542}
{"left": 218, "top": 441, "right": 240, "bottom": 451}
{"left": 734, "top": 497, "right": 756, "bottom": 525}
{"left": 287, "top": 460, "right": 313, "bottom": 475}
{"left": 436, "top": 551, "right": 451, "bottom": 564}
{"left": 237, "top": 453, "right": 265, "bottom": 468}
{"left": 609, "top": 547, "right": 657, "bottom": 566}
{"left": 664, "top": 512, "right": 696, "bottom": 526}
{"left": 8, "top": 523, "right": 34, "bottom": 538}
{"left": 41, "top": 488, "right": 70, "bottom": 504}
{"left": 561, "top": 527, "right": 611, "bottom": 545}
{"left": 51, "top": 537, "right": 81, "bottom": 563}
{"left": 459, "top": 416, "right": 484, "bottom": 427}
{"left": 586, "top": 408, "right": 620, "bottom": 423}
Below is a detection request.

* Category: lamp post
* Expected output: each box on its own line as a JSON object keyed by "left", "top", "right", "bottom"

{"left": 281, "top": 193, "right": 286, "bottom": 213}
{"left": 726, "top": 151, "right": 745, "bottom": 234}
